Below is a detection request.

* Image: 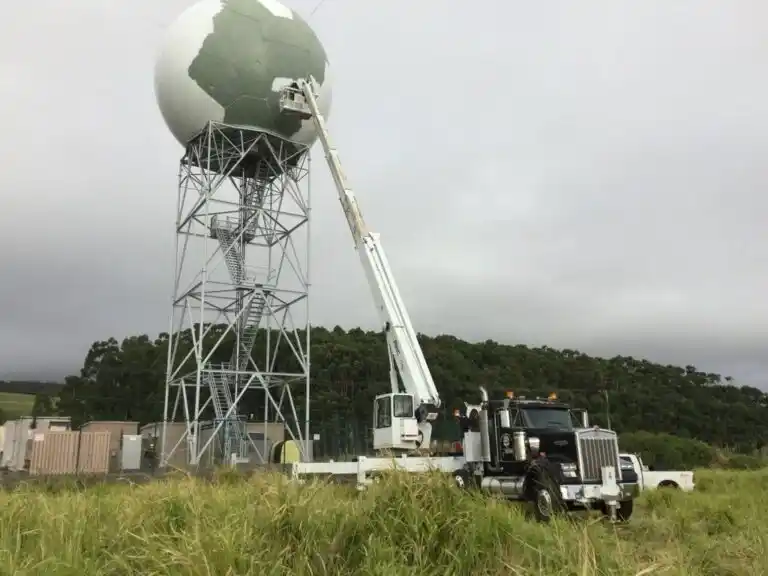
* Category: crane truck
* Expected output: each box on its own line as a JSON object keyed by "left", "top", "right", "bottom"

{"left": 278, "top": 78, "right": 639, "bottom": 521}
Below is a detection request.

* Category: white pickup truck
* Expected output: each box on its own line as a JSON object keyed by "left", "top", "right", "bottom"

{"left": 619, "top": 453, "right": 695, "bottom": 492}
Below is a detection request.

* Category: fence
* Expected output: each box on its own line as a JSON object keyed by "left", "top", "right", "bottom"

{"left": 310, "top": 410, "right": 462, "bottom": 461}
{"left": 28, "top": 431, "right": 111, "bottom": 475}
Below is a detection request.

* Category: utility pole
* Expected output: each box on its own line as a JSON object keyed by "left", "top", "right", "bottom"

{"left": 603, "top": 389, "right": 612, "bottom": 430}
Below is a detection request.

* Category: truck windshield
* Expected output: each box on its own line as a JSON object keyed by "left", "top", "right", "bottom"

{"left": 521, "top": 408, "right": 574, "bottom": 430}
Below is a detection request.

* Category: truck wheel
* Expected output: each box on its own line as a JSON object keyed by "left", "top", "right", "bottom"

{"left": 529, "top": 472, "right": 565, "bottom": 523}
{"left": 616, "top": 499, "right": 634, "bottom": 521}
{"left": 453, "top": 469, "right": 473, "bottom": 491}
{"left": 601, "top": 499, "right": 634, "bottom": 522}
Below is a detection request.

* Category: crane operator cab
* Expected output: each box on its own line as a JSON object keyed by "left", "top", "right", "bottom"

{"left": 373, "top": 392, "right": 432, "bottom": 453}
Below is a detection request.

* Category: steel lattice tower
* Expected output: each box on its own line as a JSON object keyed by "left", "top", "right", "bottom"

{"left": 161, "top": 122, "right": 311, "bottom": 467}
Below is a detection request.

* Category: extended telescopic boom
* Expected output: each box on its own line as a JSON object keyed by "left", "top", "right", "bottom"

{"left": 279, "top": 78, "right": 441, "bottom": 438}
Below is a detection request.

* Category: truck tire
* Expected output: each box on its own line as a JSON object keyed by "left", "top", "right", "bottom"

{"left": 453, "top": 469, "right": 471, "bottom": 490}
{"left": 601, "top": 498, "right": 634, "bottom": 522}
{"left": 616, "top": 499, "right": 634, "bottom": 521}
{"left": 528, "top": 470, "right": 565, "bottom": 523}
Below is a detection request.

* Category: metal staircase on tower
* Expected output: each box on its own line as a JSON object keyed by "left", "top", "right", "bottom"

{"left": 205, "top": 364, "right": 247, "bottom": 460}
{"left": 204, "top": 188, "right": 272, "bottom": 462}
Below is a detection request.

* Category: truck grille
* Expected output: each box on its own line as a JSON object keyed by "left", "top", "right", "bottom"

{"left": 576, "top": 429, "right": 620, "bottom": 482}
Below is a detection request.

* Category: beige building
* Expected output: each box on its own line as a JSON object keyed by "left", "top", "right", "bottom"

{"left": 81, "top": 421, "right": 139, "bottom": 472}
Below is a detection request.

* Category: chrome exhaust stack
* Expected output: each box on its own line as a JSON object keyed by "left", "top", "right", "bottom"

{"left": 478, "top": 386, "right": 491, "bottom": 462}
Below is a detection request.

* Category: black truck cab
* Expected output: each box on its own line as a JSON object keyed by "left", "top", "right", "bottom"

{"left": 456, "top": 390, "right": 639, "bottom": 521}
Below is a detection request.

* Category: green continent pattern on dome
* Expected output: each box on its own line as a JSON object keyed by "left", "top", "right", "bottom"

{"left": 187, "top": 0, "right": 328, "bottom": 141}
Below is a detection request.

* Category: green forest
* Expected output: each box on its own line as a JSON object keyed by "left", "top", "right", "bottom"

{"left": 16, "top": 324, "right": 768, "bottom": 468}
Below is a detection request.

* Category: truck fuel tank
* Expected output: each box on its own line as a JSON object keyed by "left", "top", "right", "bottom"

{"left": 481, "top": 476, "right": 525, "bottom": 498}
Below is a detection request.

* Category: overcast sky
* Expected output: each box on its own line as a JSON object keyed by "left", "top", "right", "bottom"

{"left": 0, "top": 0, "right": 766, "bottom": 388}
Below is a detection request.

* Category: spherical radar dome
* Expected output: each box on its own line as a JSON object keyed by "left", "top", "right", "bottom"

{"left": 154, "top": 0, "right": 332, "bottom": 148}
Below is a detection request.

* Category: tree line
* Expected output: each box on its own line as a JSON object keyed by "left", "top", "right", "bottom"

{"left": 25, "top": 325, "right": 768, "bottom": 460}
{"left": 0, "top": 381, "right": 62, "bottom": 396}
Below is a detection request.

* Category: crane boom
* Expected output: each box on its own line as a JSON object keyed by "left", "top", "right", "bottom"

{"left": 279, "top": 78, "right": 440, "bottom": 450}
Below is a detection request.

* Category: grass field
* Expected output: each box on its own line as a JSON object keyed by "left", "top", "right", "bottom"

{"left": 0, "top": 391, "right": 34, "bottom": 419}
{"left": 0, "top": 468, "right": 765, "bottom": 575}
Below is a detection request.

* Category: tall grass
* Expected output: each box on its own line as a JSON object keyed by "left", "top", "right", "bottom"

{"left": 0, "top": 468, "right": 766, "bottom": 575}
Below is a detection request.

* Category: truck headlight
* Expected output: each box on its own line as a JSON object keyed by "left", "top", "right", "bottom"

{"left": 560, "top": 462, "right": 578, "bottom": 478}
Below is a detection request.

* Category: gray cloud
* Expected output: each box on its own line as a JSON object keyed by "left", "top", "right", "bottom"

{"left": 0, "top": 0, "right": 766, "bottom": 388}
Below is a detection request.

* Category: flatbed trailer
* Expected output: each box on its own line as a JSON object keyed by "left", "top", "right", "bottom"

{"left": 291, "top": 455, "right": 466, "bottom": 489}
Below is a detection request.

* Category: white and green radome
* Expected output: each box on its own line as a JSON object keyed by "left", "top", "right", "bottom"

{"left": 154, "top": 0, "right": 333, "bottom": 148}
